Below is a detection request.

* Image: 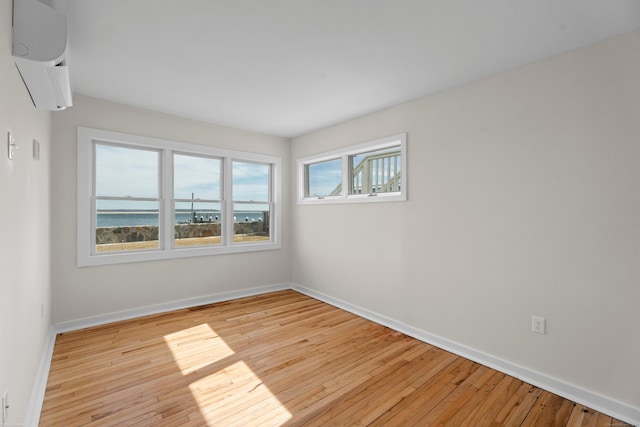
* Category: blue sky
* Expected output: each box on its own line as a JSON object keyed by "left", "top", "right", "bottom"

{"left": 307, "top": 158, "right": 341, "bottom": 196}
{"left": 96, "top": 144, "right": 269, "bottom": 211}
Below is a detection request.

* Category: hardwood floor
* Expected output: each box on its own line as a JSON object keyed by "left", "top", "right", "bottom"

{"left": 40, "top": 290, "right": 631, "bottom": 426}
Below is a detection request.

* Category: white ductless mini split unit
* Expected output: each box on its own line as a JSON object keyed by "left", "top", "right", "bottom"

{"left": 12, "top": 0, "right": 72, "bottom": 110}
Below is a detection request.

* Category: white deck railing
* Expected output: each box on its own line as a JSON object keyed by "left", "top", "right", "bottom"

{"left": 330, "top": 151, "right": 401, "bottom": 196}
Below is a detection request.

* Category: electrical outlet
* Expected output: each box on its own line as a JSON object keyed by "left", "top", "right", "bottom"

{"left": 532, "top": 316, "right": 546, "bottom": 334}
{"left": 2, "top": 390, "right": 8, "bottom": 423}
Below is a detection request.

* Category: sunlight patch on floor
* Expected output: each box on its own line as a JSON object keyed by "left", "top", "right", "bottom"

{"left": 164, "top": 323, "right": 234, "bottom": 374}
{"left": 164, "top": 324, "right": 291, "bottom": 424}
{"left": 188, "top": 360, "right": 292, "bottom": 425}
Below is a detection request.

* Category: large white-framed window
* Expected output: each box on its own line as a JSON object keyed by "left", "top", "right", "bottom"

{"left": 78, "top": 127, "right": 281, "bottom": 267}
{"left": 297, "top": 133, "right": 407, "bottom": 204}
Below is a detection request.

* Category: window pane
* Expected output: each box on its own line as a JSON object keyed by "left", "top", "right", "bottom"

{"left": 96, "top": 144, "right": 158, "bottom": 198}
{"left": 233, "top": 203, "right": 270, "bottom": 243}
{"left": 350, "top": 147, "right": 401, "bottom": 194}
{"left": 232, "top": 162, "right": 269, "bottom": 201}
{"left": 174, "top": 201, "right": 222, "bottom": 248}
{"left": 96, "top": 199, "right": 159, "bottom": 252}
{"left": 305, "top": 158, "right": 342, "bottom": 197}
{"left": 174, "top": 154, "right": 221, "bottom": 200}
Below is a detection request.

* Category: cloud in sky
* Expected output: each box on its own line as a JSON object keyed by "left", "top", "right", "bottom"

{"left": 174, "top": 154, "right": 221, "bottom": 200}
{"left": 96, "top": 144, "right": 159, "bottom": 198}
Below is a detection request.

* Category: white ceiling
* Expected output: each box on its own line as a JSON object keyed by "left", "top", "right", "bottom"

{"left": 52, "top": 0, "right": 640, "bottom": 138}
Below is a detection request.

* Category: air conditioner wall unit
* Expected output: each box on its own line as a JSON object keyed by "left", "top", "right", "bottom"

{"left": 12, "top": 0, "right": 72, "bottom": 111}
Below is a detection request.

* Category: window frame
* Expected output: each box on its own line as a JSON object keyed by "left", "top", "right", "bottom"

{"left": 303, "top": 157, "right": 343, "bottom": 200}
{"left": 297, "top": 133, "right": 407, "bottom": 204}
{"left": 172, "top": 151, "right": 224, "bottom": 247}
{"left": 77, "top": 127, "right": 281, "bottom": 267}
{"left": 230, "top": 159, "right": 274, "bottom": 245}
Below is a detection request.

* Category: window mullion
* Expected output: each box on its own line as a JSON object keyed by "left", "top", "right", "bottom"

{"left": 95, "top": 196, "right": 159, "bottom": 202}
{"left": 341, "top": 154, "right": 349, "bottom": 197}
{"left": 223, "top": 157, "right": 233, "bottom": 246}
{"left": 162, "top": 149, "right": 173, "bottom": 250}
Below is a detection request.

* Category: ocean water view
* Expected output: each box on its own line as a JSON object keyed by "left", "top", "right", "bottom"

{"left": 97, "top": 211, "right": 266, "bottom": 227}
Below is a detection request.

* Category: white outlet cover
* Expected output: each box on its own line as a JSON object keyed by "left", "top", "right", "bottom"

{"left": 532, "top": 316, "right": 546, "bottom": 334}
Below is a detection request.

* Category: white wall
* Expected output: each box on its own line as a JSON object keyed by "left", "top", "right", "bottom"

{"left": 51, "top": 96, "right": 291, "bottom": 324}
{"left": 8, "top": 10, "right": 637, "bottom": 422}
{"left": 0, "top": 0, "right": 53, "bottom": 424}
{"left": 291, "top": 31, "right": 640, "bottom": 415}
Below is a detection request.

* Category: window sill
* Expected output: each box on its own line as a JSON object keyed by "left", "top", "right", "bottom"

{"left": 297, "top": 192, "right": 406, "bottom": 205}
{"left": 78, "top": 241, "right": 281, "bottom": 267}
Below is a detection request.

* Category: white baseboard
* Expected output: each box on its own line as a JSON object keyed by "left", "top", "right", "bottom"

{"left": 24, "top": 325, "right": 56, "bottom": 427}
{"left": 291, "top": 283, "right": 640, "bottom": 427}
{"left": 54, "top": 282, "right": 290, "bottom": 334}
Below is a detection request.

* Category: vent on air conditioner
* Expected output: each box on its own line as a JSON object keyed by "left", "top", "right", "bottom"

{"left": 12, "top": 0, "right": 73, "bottom": 111}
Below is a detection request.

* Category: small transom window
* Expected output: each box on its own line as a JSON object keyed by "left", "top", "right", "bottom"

{"left": 297, "top": 133, "right": 407, "bottom": 204}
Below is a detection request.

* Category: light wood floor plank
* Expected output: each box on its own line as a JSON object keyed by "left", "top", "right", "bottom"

{"left": 39, "top": 290, "right": 631, "bottom": 426}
